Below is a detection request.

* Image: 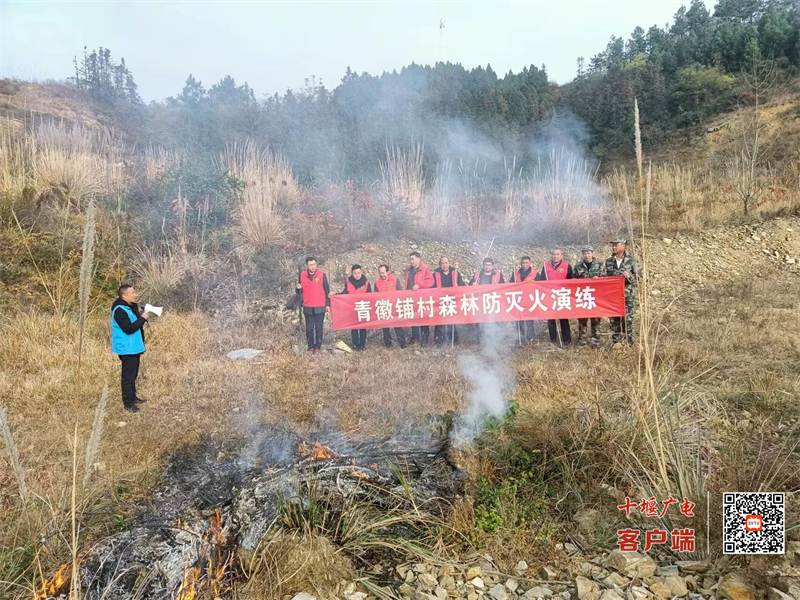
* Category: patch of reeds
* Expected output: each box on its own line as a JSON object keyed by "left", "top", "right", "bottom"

{"left": 517, "top": 147, "right": 605, "bottom": 241}
{"left": 221, "top": 139, "right": 301, "bottom": 256}
{"left": 82, "top": 384, "right": 108, "bottom": 489}
{"left": 33, "top": 121, "right": 110, "bottom": 207}
{"left": 142, "top": 144, "right": 183, "bottom": 182}
{"left": 380, "top": 142, "right": 425, "bottom": 215}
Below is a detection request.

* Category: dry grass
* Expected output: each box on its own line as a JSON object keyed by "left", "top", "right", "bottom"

{"left": 221, "top": 139, "right": 302, "bottom": 257}
{"left": 605, "top": 163, "right": 799, "bottom": 234}
{"left": 0, "top": 86, "right": 799, "bottom": 595}
{"left": 0, "top": 117, "right": 125, "bottom": 221}
{"left": 133, "top": 245, "right": 187, "bottom": 300}
{"left": 0, "top": 118, "right": 34, "bottom": 217}
{"left": 1, "top": 217, "right": 798, "bottom": 594}
{"left": 33, "top": 120, "right": 124, "bottom": 206}
{"left": 240, "top": 531, "right": 354, "bottom": 599}
{"left": 380, "top": 142, "right": 425, "bottom": 216}
{"left": 141, "top": 144, "right": 183, "bottom": 182}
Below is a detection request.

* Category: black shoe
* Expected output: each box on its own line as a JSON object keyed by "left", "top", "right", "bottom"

{"left": 124, "top": 403, "right": 140, "bottom": 413}
{"left": 134, "top": 397, "right": 148, "bottom": 404}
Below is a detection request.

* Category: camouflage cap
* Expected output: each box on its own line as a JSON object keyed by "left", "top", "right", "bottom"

{"left": 609, "top": 236, "right": 627, "bottom": 244}
{"left": 581, "top": 245, "right": 594, "bottom": 252}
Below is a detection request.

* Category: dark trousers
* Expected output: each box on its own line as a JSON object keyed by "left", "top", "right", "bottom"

{"left": 119, "top": 354, "right": 141, "bottom": 407}
{"left": 548, "top": 319, "right": 571, "bottom": 346}
{"left": 305, "top": 312, "right": 325, "bottom": 350}
{"left": 610, "top": 314, "right": 633, "bottom": 344}
{"left": 517, "top": 320, "right": 535, "bottom": 343}
{"left": 351, "top": 329, "right": 367, "bottom": 350}
{"left": 382, "top": 327, "right": 407, "bottom": 348}
{"left": 578, "top": 318, "right": 600, "bottom": 346}
{"left": 411, "top": 326, "right": 430, "bottom": 345}
{"left": 434, "top": 325, "right": 459, "bottom": 345}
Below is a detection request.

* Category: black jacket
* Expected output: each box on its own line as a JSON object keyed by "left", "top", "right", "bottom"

{"left": 112, "top": 298, "right": 146, "bottom": 344}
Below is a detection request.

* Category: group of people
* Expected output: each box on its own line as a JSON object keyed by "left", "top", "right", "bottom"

{"left": 107, "top": 237, "right": 637, "bottom": 411}
{"left": 295, "top": 237, "right": 639, "bottom": 354}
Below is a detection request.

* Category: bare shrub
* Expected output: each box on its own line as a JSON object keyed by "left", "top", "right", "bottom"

{"left": 221, "top": 140, "right": 301, "bottom": 257}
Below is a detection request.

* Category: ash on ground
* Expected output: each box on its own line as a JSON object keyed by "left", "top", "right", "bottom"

{"left": 78, "top": 425, "right": 465, "bottom": 600}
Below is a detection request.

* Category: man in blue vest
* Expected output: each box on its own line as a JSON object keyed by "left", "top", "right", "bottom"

{"left": 111, "top": 284, "right": 150, "bottom": 412}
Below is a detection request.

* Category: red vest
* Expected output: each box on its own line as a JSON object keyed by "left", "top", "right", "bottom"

{"left": 346, "top": 278, "right": 368, "bottom": 294}
{"left": 515, "top": 267, "right": 535, "bottom": 283}
{"left": 544, "top": 261, "right": 569, "bottom": 280}
{"left": 374, "top": 274, "right": 397, "bottom": 292}
{"left": 434, "top": 269, "right": 459, "bottom": 288}
{"left": 405, "top": 264, "right": 434, "bottom": 290}
{"left": 473, "top": 270, "right": 501, "bottom": 285}
{"left": 300, "top": 269, "right": 326, "bottom": 307}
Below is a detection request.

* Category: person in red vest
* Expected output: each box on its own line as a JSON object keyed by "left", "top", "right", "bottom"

{"left": 433, "top": 256, "right": 466, "bottom": 346}
{"left": 340, "top": 264, "right": 371, "bottom": 351}
{"left": 373, "top": 264, "right": 407, "bottom": 349}
{"left": 472, "top": 258, "right": 504, "bottom": 285}
{"left": 295, "top": 256, "right": 330, "bottom": 354}
{"left": 471, "top": 258, "right": 504, "bottom": 344}
{"left": 535, "top": 247, "right": 573, "bottom": 347}
{"left": 405, "top": 251, "right": 435, "bottom": 346}
{"left": 510, "top": 255, "right": 536, "bottom": 343}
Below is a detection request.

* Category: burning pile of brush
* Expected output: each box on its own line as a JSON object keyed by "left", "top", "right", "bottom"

{"left": 37, "top": 426, "right": 463, "bottom": 600}
{"left": 297, "top": 440, "right": 380, "bottom": 480}
{"left": 35, "top": 564, "right": 70, "bottom": 600}
{"left": 175, "top": 510, "right": 233, "bottom": 600}
{"left": 298, "top": 440, "right": 335, "bottom": 461}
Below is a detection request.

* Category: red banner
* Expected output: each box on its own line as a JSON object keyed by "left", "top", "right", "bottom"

{"left": 330, "top": 278, "right": 626, "bottom": 331}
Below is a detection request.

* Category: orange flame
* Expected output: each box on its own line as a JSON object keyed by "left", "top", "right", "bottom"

{"left": 299, "top": 441, "right": 334, "bottom": 460}
{"left": 177, "top": 566, "right": 200, "bottom": 600}
{"left": 350, "top": 459, "right": 369, "bottom": 480}
{"left": 175, "top": 511, "right": 233, "bottom": 600}
{"left": 34, "top": 564, "right": 70, "bottom": 600}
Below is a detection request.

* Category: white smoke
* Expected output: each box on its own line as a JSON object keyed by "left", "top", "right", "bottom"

{"left": 450, "top": 322, "right": 515, "bottom": 444}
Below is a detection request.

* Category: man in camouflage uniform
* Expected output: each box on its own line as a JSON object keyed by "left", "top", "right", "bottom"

{"left": 605, "top": 237, "right": 639, "bottom": 345}
{"left": 573, "top": 245, "right": 605, "bottom": 347}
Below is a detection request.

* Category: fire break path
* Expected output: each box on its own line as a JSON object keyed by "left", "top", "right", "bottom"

{"left": 331, "top": 277, "right": 626, "bottom": 330}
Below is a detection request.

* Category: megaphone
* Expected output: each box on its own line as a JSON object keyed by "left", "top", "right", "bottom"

{"left": 142, "top": 303, "right": 163, "bottom": 317}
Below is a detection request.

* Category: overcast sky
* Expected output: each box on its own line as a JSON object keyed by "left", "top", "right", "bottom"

{"left": 1, "top": 1, "right": 711, "bottom": 102}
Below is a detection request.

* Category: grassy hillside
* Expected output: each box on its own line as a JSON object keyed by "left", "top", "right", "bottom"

{"left": 0, "top": 81, "right": 799, "bottom": 600}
